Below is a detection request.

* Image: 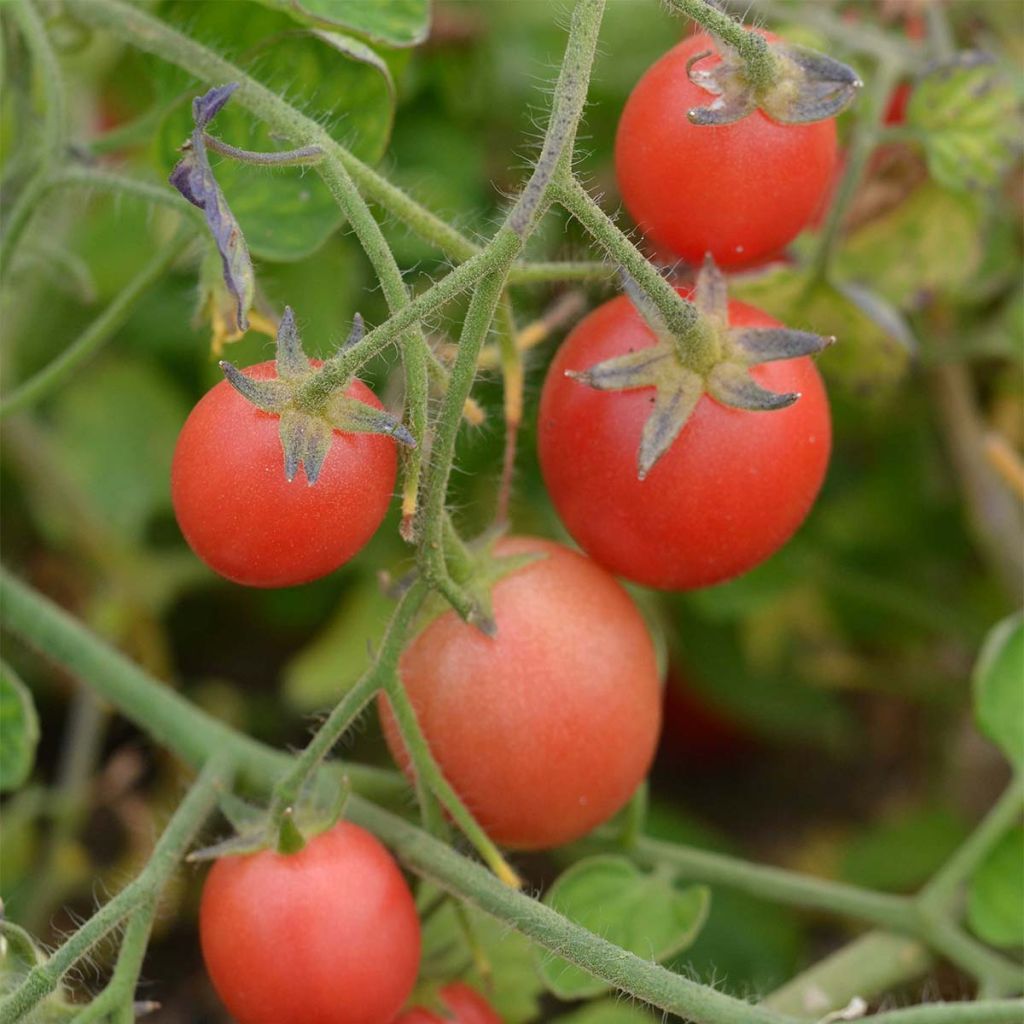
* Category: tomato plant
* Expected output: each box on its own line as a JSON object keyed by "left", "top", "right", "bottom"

{"left": 171, "top": 361, "right": 397, "bottom": 588}
{"left": 394, "top": 982, "right": 503, "bottom": 1024}
{"left": 199, "top": 823, "right": 421, "bottom": 1024}
{"left": 538, "top": 292, "right": 831, "bottom": 590}
{"left": 380, "top": 537, "right": 662, "bottom": 850}
{"left": 614, "top": 32, "right": 839, "bottom": 268}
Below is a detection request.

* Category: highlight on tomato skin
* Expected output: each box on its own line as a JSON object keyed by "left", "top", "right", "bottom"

{"left": 614, "top": 31, "right": 839, "bottom": 269}
{"left": 392, "top": 982, "right": 503, "bottom": 1024}
{"left": 538, "top": 291, "right": 831, "bottom": 592}
{"left": 379, "top": 536, "right": 663, "bottom": 851}
{"left": 171, "top": 360, "right": 398, "bottom": 588}
{"left": 198, "top": 822, "right": 421, "bottom": 1024}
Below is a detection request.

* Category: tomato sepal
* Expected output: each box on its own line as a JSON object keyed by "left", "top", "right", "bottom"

{"left": 687, "top": 36, "right": 862, "bottom": 127}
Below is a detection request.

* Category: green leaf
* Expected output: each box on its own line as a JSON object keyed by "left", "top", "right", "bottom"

{"left": 49, "top": 359, "right": 188, "bottom": 542}
{"left": 968, "top": 826, "right": 1024, "bottom": 947}
{"left": 537, "top": 856, "right": 709, "bottom": 999}
{"left": 731, "top": 267, "right": 911, "bottom": 398}
{"left": 283, "top": 575, "right": 394, "bottom": 712}
{"left": 155, "top": 4, "right": 395, "bottom": 261}
{"left": 250, "top": 0, "right": 430, "bottom": 47}
{"left": 836, "top": 183, "right": 984, "bottom": 311}
{"left": 973, "top": 612, "right": 1024, "bottom": 769}
{"left": 553, "top": 1000, "right": 657, "bottom": 1024}
{"left": 907, "top": 52, "right": 1021, "bottom": 194}
{"left": 0, "top": 664, "right": 39, "bottom": 793}
{"left": 420, "top": 902, "right": 545, "bottom": 1024}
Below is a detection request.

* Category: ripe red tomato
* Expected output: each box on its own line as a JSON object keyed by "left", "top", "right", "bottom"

{"left": 615, "top": 32, "right": 839, "bottom": 268}
{"left": 171, "top": 361, "right": 396, "bottom": 587}
{"left": 199, "top": 822, "right": 420, "bottom": 1024}
{"left": 379, "top": 536, "right": 662, "bottom": 850}
{"left": 537, "top": 292, "right": 831, "bottom": 590}
{"left": 393, "top": 982, "right": 502, "bottom": 1024}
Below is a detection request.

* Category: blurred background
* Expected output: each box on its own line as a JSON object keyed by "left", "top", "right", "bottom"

{"left": 1, "top": 0, "right": 1021, "bottom": 1020}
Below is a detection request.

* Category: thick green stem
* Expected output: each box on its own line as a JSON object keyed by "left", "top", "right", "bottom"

{"left": 71, "top": 901, "right": 158, "bottom": 1024}
{"left": 666, "top": 0, "right": 780, "bottom": 89}
{"left": 0, "top": 231, "right": 193, "bottom": 418}
{"left": 868, "top": 1002, "right": 1024, "bottom": 1024}
{"left": 0, "top": 759, "right": 227, "bottom": 1023}
{"left": 266, "top": 581, "right": 428, "bottom": 830}
{"left": 551, "top": 176, "right": 714, "bottom": 369}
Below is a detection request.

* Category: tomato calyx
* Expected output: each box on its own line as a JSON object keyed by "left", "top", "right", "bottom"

{"left": 686, "top": 36, "right": 861, "bottom": 126}
{"left": 568, "top": 258, "right": 833, "bottom": 479}
{"left": 220, "top": 307, "right": 414, "bottom": 485}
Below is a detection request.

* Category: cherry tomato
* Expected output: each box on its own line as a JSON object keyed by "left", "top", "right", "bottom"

{"left": 172, "top": 361, "right": 396, "bottom": 587}
{"left": 393, "top": 982, "right": 502, "bottom": 1024}
{"left": 379, "top": 537, "right": 662, "bottom": 850}
{"left": 615, "top": 32, "right": 839, "bottom": 268}
{"left": 199, "top": 822, "right": 420, "bottom": 1024}
{"left": 537, "top": 292, "right": 831, "bottom": 590}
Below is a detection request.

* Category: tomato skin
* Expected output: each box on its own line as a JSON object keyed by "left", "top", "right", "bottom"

{"left": 171, "top": 361, "right": 396, "bottom": 587}
{"left": 393, "top": 982, "right": 503, "bottom": 1024}
{"left": 615, "top": 32, "right": 838, "bottom": 268}
{"left": 380, "top": 537, "right": 661, "bottom": 850}
{"left": 538, "top": 293, "right": 831, "bottom": 590}
{"left": 199, "top": 822, "right": 420, "bottom": 1024}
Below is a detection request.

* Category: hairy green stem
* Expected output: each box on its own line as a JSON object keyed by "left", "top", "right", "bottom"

{"left": 71, "top": 901, "right": 158, "bottom": 1024}
{"left": 551, "top": 175, "right": 714, "bottom": 369}
{"left": 0, "top": 231, "right": 193, "bottom": 418}
{"left": 868, "top": 1002, "right": 1024, "bottom": 1024}
{"left": 266, "top": 581, "right": 428, "bottom": 831}
{"left": 0, "top": 759, "right": 227, "bottom": 1022}
{"left": 666, "top": 0, "right": 780, "bottom": 89}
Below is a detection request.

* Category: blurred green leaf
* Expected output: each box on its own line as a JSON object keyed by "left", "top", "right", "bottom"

{"left": 420, "top": 902, "right": 544, "bottom": 1024}
{"left": 840, "top": 807, "right": 969, "bottom": 892}
{"left": 968, "top": 825, "right": 1024, "bottom": 947}
{"left": 155, "top": 4, "right": 395, "bottom": 261}
{"left": 836, "top": 183, "right": 984, "bottom": 310}
{"left": 731, "top": 267, "right": 911, "bottom": 397}
{"left": 250, "top": 0, "right": 429, "bottom": 46}
{"left": 552, "top": 1000, "right": 657, "bottom": 1024}
{"left": 283, "top": 574, "right": 394, "bottom": 712}
{"left": 538, "top": 856, "right": 708, "bottom": 999}
{"left": 973, "top": 612, "right": 1024, "bottom": 769}
{"left": 49, "top": 359, "right": 188, "bottom": 542}
{"left": 907, "top": 52, "right": 1020, "bottom": 194}
{"left": 0, "top": 664, "right": 39, "bottom": 793}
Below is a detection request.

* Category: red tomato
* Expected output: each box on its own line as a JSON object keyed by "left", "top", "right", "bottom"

{"left": 172, "top": 361, "right": 396, "bottom": 587}
{"left": 660, "top": 671, "right": 754, "bottom": 764}
{"left": 884, "top": 82, "right": 912, "bottom": 126}
{"left": 393, "top": 982, "right": 502, "bottom": 1024}
{"left": 615, "top": 32, "right": 839, "bottom": 268}
{"left": 379, "top": 537, "right": 661, "bottom": 850}
{"left": 199, "top": 822, "right": 420, "bottom": 1024}
{"left": 537, "top": 293, "right": 831, "bottom": 590}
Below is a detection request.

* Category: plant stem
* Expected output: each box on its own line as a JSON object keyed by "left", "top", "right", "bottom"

{"left": 551, "top": 175, "right": 712, "bottom": 366}
{"left": 71, "top": 901, "right": 157, "bottom": 1024}
{"left": 666, "top": 0, "right": 780, "bottom": 89}
{"left": 920, "top": 775, "right": 1024, "bottom": 914}
{"left": 494, "top": 296, "right": 522, "bottom": 526}
{"left": 763, "top": 931, "right": 933, "bottom": 1019}
{"left": 0, "top": 759, "right": 227, "bottom": 1023}
{"left": 867, "top": 1002, "right": 1024, "bottom": 1024}
{"left": 0, "top": 231, "right": 193, "bottom": 418}
{"left": 265, "top": 580, "right": 428, "bottom": 831}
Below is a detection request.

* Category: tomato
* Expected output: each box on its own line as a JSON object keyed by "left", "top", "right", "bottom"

{"left": 199, "top": 822, "right": 420, "bottom": 1024}
{"left": 537, "top": 292, "right": 831, "bottom": 590}
{"left": 660, "top": 670, "right": 754, "bottom": 764}
{"left": 171, "top": 361, "right": 396, "bottom": 587}
{"left": 393, "top": 982, "right": 502, "bottom": 1024}
{"left": 615, "top": 32, "right": 839, "bottom": 268}
{"left": 379, "top": 537, "right": 661, "bottom": 850}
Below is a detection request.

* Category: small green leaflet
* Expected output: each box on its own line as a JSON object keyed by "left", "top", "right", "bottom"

{"left": 0, "top": 662, "right": 40, "bottom": 792}
{"left": 536, "top": 855, "right": 709, "bottom": 999}
{"left": 968, "top": 826, "right": 1024, "bottom": 947}
{"left": 250, "top": 0, "right": 429, "bottom": 47}
{"left": 973, "top": 612, "right": 1024, "bottom": 770}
